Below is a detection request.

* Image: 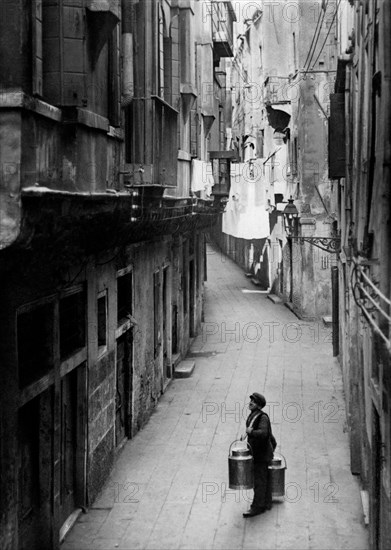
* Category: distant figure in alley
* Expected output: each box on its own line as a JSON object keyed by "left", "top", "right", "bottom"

{"left": 242, "top": 393, "right": 276, "bottom": 517}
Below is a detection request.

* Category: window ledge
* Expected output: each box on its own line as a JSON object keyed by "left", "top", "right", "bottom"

{"left": 178, "top": 150, "right": 192, "bottom": 161}
{"left": 151, "top": 95, "right": 179, "bottom": 115}
{"left": 86, "top": 0, "right": 120, "bottom": 18}
{"left": 0, "top": 94, "right": 123, "bottom": 137}
{"left": 108, "top": 126, "right": 124, "bottom": 140}
{"left": 0, "top": 92, "right": 62, "bottom": 122}
{"left": 64, "top": 108, "right": 109, "bottom": 132}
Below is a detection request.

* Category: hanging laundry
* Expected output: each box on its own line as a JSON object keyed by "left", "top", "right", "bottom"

{"left": 191, "top": 159, "right": 214, "bottom": 197}
{"left": 222, "top": 162, "right": 270, "bottom": 240}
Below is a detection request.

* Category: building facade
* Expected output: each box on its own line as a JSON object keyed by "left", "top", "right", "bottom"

{"left": 0, "top": 1, "right": 234, "bottom": 548}
{"left": 330, "top": 1, "right": 391, "bottom": 548}
{"left": 211, "top": 0, "right": 338, "bottom": 320}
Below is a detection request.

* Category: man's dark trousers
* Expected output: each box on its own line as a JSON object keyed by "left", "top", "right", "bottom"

{"left": 252, "top": 461, "right": 272, "bottom": 510}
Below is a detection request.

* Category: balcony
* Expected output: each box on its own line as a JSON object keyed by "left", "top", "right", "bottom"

{"left": 124, "top": 96, "right": 178, "bottom": 189}
{"left": 211, "top": 1, "right": 236, "bottom": 64}
{"left": 264, "top": 76, "right": 291, "bottom": 105}
{"left": 18, "top": 190, "right": 222, "bottom": 272}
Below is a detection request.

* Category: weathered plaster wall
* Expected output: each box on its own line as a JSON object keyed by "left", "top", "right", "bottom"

{"left": 0, "top": 225, "right": 206, "bottom": 546}
{"left": 335, "top": 2, "right": 391, "bottom": 546}
{"left": 0, "top": 111, "right": 22, "bottom": 249}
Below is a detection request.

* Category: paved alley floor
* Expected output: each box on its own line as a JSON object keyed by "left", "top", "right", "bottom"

{"left": 62, "top": 245, "right": 368, "bottom": 550}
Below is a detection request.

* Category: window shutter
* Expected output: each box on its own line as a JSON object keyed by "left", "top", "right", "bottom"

{"left": 43, "top": 1, "right": 86, "bottom": 106}
{"left": 61, "top": 3, "right": 86, "bottom": 106}
{"left": 32, "top": 0, "right": 43, "bottom": 96}
{"left": 328, "top": 93, "right": 346, "bottom": 179}
{"left": 190, "top": 43, "right": 198, "bottom": 158}
{"left": 108, "top": 25, "right": 121, "bottom": 126}
{"left": 163, "top": 36, "right": 172, "bottom": 105}
{"left": 115, "top": 25, "right": 122, "bottom": 125}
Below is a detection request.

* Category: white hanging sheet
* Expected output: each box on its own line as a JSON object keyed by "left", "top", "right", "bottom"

{"left": 223, "top": 162, "right": 270, "bottom": 240}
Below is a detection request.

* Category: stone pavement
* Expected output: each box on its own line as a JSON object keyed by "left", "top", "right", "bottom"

{"left": 62, "top": 245, "right": 368, "bottom": 550}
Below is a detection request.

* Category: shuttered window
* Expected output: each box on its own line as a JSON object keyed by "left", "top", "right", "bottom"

{"left": 32, "top": 0, "right": 43, "bottom": 96}
{"left": 328, "top": 93, "right": 346, "bottom": 179}
{"left": 42, "top": 0, "right": 86, "bottom": 106}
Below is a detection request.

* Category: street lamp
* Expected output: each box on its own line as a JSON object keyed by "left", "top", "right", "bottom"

{"left": 283, "top": 196, "right": 299, "bottom": 237}
{"left": 282, "top": 196, "right": 341, "bottom": 253}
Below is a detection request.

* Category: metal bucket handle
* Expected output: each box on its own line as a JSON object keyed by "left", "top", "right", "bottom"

{"left": 272, "top": 451, "right": 287, "bottom": 469}
{"left": 229, "top": 439, "right": 253, "bottom": 457}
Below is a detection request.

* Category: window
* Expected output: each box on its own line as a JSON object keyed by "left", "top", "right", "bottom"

{"left": 117, "top": 272, "right": 133, "bottom": 325}
{"left": 292, "top": 137, "right": 298, "bottom": 175}
{"left": 257, "top": 129, "right": 264, "bottom": 158}
{"left": 125, "top": 103, "right": 133, "bottom": 163}
{"left": 97, "top": 292, "right": 107, "bottom": 351}
{"left": 32, "top": 0, "right": 43, "bottom": 96}
{"left": 17, "top": 302, "right": 54, "bottom": 388}
{"left": 158, "top": 6, "right": 165, "bottom": 99}
{"left": 328, "top": 94, "right": 346, "bottom": 179}
{"left": 60, "top": 289, "right": 86, "bottom": 360}
{"left": 108, "top": 24, "right": 121, "bottom": 126}
{"left": 42, "top": 0, "right": 87, "bottom": 106}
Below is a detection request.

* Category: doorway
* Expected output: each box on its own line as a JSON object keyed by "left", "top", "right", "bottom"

{"left": 371, "top": 406, "right": 382, "bottom": 550}
{"left": 115, "top": 330, "right": 132, "bottom": 446}
{"left": 189, "top": 259, "right": 195, "bottom": 337}
{"left": 18, "top": 390, "right": 52, "bottom": 550}
{"left": 59, "top": 369, "right": 78, "bottom": 528}
{"left": 162, "top": 266, "right": 172, "bottom": 382}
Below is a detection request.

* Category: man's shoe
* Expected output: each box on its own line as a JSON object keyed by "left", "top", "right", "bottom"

{"left": 243, "top": 508, "right": 265, "bottom": 518}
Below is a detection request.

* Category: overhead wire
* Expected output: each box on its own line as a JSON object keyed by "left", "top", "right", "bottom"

{"left": 302, "top": 0, "right": 329, "bottom": 72}
{"left": 307, "top": 0, "right": 341, "bottom": 71}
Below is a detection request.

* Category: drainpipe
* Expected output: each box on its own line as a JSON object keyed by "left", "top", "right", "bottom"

{"left": 122, "top": 0, "right": 134, "bottom": 102}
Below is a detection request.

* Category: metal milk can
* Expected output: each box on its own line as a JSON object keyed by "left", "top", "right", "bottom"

{"left": 268, "top": 452, "right": 287, "bottom": 497}
{"left": 228, "top": 440, "right": 254, "bottom": 490}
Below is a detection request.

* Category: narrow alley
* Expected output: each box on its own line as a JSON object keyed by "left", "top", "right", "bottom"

{"left": 62, "top": 245, "right": 368, "bottom": 550}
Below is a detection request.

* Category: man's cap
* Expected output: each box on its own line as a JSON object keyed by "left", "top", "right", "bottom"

{"left": 249, "top": 393, "right": 266, "bottom": 408}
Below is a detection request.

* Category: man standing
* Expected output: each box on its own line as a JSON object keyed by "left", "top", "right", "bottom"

{"left": 242, "top": 392, "right": 275, "bottom": 517}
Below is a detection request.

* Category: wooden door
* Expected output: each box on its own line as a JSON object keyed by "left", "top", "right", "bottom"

{"left": 19, "top": 398, "right": 42, "bottom": 549}
{"left": 59, "top": 369, "right": 78, "bottom": 527}
{"left": 18, "top": 390, "right": 52, "bottom": 550}
{"left": 371, "top": 406, "right": 381, "bottom": 550}
{"left": 172, "top": 304, "right": 178, "bottom": 354}
{"left": 162, "top": 267, "right": 171, "bottom": 381}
